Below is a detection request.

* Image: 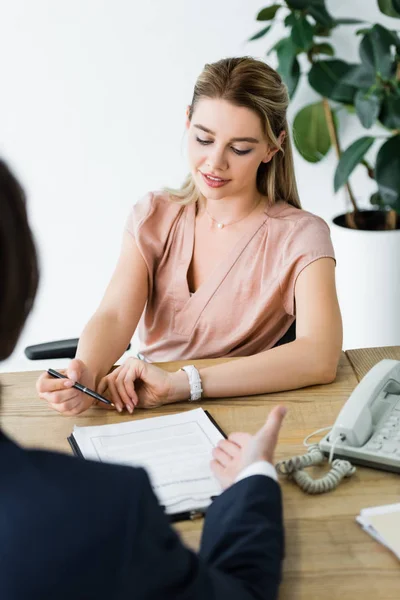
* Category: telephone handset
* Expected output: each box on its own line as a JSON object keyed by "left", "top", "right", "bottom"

{"left": 320, "top": 359, "right": 400, "bottom": 473}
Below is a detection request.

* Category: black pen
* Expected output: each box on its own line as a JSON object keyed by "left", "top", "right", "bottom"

{"left": 167, "top": 508, "right": 207, "bottom": 523}
{"left": 47, "top": 368, "right": 114, "bottom": 407}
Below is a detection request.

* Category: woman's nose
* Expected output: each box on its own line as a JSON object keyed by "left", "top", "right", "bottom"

{"left": 206, "top": 147, "right": 227, "bottom": 171}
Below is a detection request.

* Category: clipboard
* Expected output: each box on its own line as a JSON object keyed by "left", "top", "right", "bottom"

{"left": 67, "top": 409, "right": 227, "bottom": 523}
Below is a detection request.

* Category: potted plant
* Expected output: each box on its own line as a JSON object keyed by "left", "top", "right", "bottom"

{"left": 249, "top": 0, "right": 400, "bottom": 348}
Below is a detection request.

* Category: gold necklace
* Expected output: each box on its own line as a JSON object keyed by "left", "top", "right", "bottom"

{"left": 205, "top": 198, "right": 261, "bottom": 230}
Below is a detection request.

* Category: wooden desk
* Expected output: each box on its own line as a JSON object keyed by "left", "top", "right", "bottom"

{"left": 1, "top": 348, "right": 399, "bottom": 600}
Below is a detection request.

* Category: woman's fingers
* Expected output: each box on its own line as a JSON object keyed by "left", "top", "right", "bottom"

{"left": 106, "top": 375, "right": 128, "bottom": 413}
{"left": 97, "top": 372, "right": 130, "bottom": 413}
{"left": 114, "top": 368, "right": 135, "bottom": 413}
{"left": 97, "top": 376, "right": 108, "bottom": 395}
{"left": 123, "top": 369, "right": 139, "bottom": 406}
{"left": 36, "top": 371, "right": 74, "bottom": 394}
{"left": 47, "top": 397, "right": 86, "bottom": 415}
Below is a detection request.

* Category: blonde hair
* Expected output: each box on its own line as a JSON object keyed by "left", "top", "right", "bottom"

{"left": 165, "top": 56, "right": 301, "bottom": 209}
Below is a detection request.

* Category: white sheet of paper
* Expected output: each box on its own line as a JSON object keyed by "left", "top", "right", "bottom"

{"left": 72, "top": 408, "right": 224, "bottom": 514}
{"left": 356, "top": 502, "right": 400, "bottom": 560}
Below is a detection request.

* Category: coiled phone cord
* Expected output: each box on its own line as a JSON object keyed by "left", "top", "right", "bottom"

{"left": 275, "top": 443, "right": 356, "bottom": 494}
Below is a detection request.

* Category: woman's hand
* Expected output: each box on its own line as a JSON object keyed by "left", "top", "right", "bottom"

{"left": 36, "top": 358, "right": 113, "bottom": 416}
{"left": 210, "top": 405, "right": 287, "bottom": 490}
{"left": 97, "top": 358, "right": 181, "bottom": 413}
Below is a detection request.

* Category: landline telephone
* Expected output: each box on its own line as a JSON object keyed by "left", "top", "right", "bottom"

{"left": 319, "top": 359, "right": 400, "bottom": 473}
{"left": 276, "top": 360, "right": 400, "bottom": 494}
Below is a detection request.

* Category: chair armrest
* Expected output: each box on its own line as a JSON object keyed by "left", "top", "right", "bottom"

{"left": 25, "top": 339, "right": 131, "bottom": 360}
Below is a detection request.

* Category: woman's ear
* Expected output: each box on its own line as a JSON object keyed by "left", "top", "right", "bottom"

{"left": 185, "top": 105, "right": 191, "bottom": 130}
{"left": 261, "top": 130, "right": 286, "bottom": 163}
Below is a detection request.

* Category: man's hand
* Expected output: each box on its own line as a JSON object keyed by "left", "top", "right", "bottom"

{"left": 210, "top": 405, "right": 287, "bottom": 490}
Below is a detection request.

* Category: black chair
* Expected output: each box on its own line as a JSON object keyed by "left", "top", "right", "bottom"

{"left": 24, "top": 339, "right": 131, "bottom": 360}
{"left": 273, "top": 320, "right": 296, "bottom": 348}
{"left": 25, "top": 321, "right": 294, "bottom": 360}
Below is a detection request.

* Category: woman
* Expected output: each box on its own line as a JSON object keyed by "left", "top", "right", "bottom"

{"left": 37, "top": 56, "right": 342, "bottom": 415}
{"left": 0, "top": 157, "right": 287, "bottom": 600}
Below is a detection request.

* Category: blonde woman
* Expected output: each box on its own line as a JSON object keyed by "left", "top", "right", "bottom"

{"left": 37, "top": 56, "right": 342, "bottom": 415}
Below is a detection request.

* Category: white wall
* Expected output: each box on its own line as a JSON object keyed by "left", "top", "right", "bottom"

{"left": 0, "top": 0, "right": 396, "bottom": 372}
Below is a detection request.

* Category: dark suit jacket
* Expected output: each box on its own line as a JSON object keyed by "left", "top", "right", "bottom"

{"left": 0, "top": 429, "right": 284, "bottom": 599}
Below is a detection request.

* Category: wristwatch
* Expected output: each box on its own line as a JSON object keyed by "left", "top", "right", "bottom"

{"left": 181, "top": 365, "right": 203, "bottom": 402}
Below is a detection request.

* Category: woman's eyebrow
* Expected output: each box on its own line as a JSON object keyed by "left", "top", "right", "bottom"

{"left": 193, "top": 124, "right": 259, "bottom": 144}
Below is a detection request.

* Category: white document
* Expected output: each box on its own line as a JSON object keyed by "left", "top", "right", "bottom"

{"left": 356, "top": 503, "right": 400, "bottom": 560}
{"left": 71, "top": 408, "right": 224, "bottom": 515}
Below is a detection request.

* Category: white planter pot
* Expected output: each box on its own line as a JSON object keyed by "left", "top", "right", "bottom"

{"left": 330, "top": 216, "right": 400, "bottom": 350}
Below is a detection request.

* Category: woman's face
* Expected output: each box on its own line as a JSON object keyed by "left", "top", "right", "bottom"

{"left": 186, "top": 97, "right": 275, "bottom": 200}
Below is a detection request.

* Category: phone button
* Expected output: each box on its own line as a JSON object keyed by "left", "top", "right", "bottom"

{"left": 381, "top": 442, "right": 399, "bottom": 454}
{"left": 379, "top": 429, "right": 391, "bottom": 438}
{"left": 367, "top": 441, "right": 382, "bottom": 451}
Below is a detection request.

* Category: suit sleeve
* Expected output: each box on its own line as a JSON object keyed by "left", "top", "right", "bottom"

{"left": 131, "top": 469, "right": 284, "bottom": 600}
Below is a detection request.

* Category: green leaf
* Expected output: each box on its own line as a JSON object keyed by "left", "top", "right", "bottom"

{"left": 354, "top": 89, "right": 382, "bottom": 128}
{"left": 370, "top": 191, "right": 385, "bottom": 207}
{"left": 359, "top": 34, "right": 375, "bottom": 70}
{"left": 308, "top": 5, "right": 335, "bottom": 28}
{"left": 267, "top": 38, "right": 286, "bottom": 56}
{"left": 287, "top": 0, "right": 329, "bottom": 6}
{"left": 335, "top": 18, "right": 365, "bottom": 25}
{"left": 286, "top": 0, "right": 314, "bottom": 8}
{"left": 356, "top": 28, "right": 372, "bottom": 36}
{"left": 361, "top": 25, "right": 397, "bottom": 79}
{"left": 249, "top": 25, "right": 271, "bottom": 41}
{"left": 312, "top": 43, "right": 334, "bottom": 56}
{"left": 341, "top": 64, "right": 376, "bottom": 87}
{"left": 378, "top": 0, "right": 400, "bottom": 18}
{"left": 284, "top": 14, "right": 297, "bottom": 27}
{"left": 394, "top": 0, "right": 400, "bottom": 13}
{"left": 276, "top": 37, "right": 297, "bottom": 76}
{"left": 313, "top": 24, "right": 332, "bottom": 37}
{"left": 291, "top": 15, "right": 315, "bottom": 50}
{"left": 279, "top": 56, "right": 301, "bottom": 98}
{"left": 308, "top": 60, "right": 358, "bottom": 103}
{"left": 257, "top": 5, "right": 281, "bottom": 21}
{"left": 376, "top": 135, "right": 400, "bottom": 212}
{"left": 274, "top": 37, "right": 301, "bottom": 96}
{"left": 334, "top": 136, "right": 375, "bottom": 192}
{"left": 293, "top": 101, "right": 332, "bottom": 163}
{"left": 379, "top": 93, "right": 400, "bottom": 129}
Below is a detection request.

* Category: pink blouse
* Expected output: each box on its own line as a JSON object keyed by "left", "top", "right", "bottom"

{"left": 125, "top": 191, "right": 335, "bottom": 361}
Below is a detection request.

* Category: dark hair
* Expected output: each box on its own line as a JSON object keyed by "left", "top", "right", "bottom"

{"left": 0, "top": 160, "right": 39, "bottom": 361}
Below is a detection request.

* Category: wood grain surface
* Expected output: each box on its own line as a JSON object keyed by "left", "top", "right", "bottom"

{"left": 1, "top": 349, "right": 399, "bottom": 600}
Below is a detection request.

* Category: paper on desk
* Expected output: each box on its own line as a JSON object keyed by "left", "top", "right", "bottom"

{"left": 356, "top": 503, "right": 400, "bottom": 560}
{"left": 72, "top": 408, "right": 224, "bottom": 514}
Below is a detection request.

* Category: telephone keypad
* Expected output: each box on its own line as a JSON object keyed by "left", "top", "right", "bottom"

{"left": 381, "top": 441, "right": 398, "bottom": 454}
{"left": 367, "top": 441, "right": 382, "bottom": 451}
{"left": 368, "top": 409, "right": 400, "bottom": 458}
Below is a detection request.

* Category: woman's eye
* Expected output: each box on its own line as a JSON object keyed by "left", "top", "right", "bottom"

{"left": 196, "top": 136, "right": 212, "bottom": 145}
{"left": 232, "top": 148, "right": 252, "bottom": 156}
{"left": 195, "top": 137, "right": 252, "bottom": 156}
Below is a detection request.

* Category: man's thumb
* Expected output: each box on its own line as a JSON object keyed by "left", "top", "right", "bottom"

{"left": 67, "top": 358, "right": 84, "bottom": 383}
{"left": 256, "top": 405, "right": 287, "bottom": 448}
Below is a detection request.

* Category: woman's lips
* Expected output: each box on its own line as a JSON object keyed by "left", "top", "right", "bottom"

{"left": 200, "top": 172, "right": 230, "bottom": 188}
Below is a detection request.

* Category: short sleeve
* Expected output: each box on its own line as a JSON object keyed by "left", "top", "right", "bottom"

{"left": 125, "top": 192, "right": 154, "bottom": 240}
{"left": 123, "top": 191, "right": 183, "bottom": 294}
{"left": 280, "top": 216, "right": 335, "bottom": 316}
